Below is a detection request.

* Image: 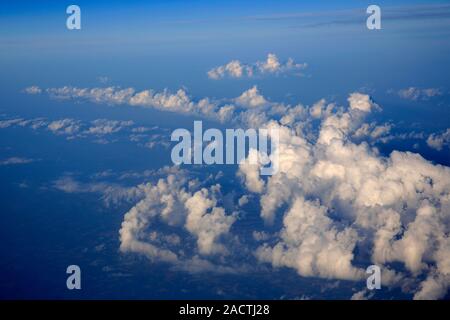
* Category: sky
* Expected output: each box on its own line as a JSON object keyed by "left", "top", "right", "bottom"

{"left": 0, "top": 1, "right": 450, "bottom": 300}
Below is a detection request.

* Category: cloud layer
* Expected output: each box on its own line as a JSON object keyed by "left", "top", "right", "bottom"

{"left": 25, "top": 83, "right": 450, "bottom": 299}
{"left": 237, "top": 93, "right": 450, "bottom": 299}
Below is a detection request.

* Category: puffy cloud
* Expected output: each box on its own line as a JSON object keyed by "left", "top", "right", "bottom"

{"left": 37, "top": 85, "right": 235, "bottom": 123}
{"left": 185, "top": 187, "right": 237, "bottom": 255}
{"left": 207, "top": 53, "right": 307, "bottom": 79}
{"left": 414, "top": 272, "right": 450, "bottom": 300}
{"left": 427, "top": 129, "right": 450, "bottom": 151}
{"left": 238, "top": 149, "right": 266, "bottom": 193}
{"left": 257, "top": 53, "right": 282, "bottom": 73}
{"left": 119, "top": 173, "right": 238, "bottom": 269}
{"left": 397, "top": 87, "right": 443, "bottom": 101}
{"left": 129, "top": 88, "right": 192, "bottom": 111}
{"left": 207, "top": 60, "right": 253, "bottom": 79}
{"left": 54, "top": 168, "right": 244, "bottom": 273}
{"left": 353, "top": 122, "right": 392, "bottom": 140}
{"left": 237, "top": 92, "right": 450, "bottom": 298}
{"left": 24, "top": 84, "right": 306, "bottom": 126}
{"left": 348, "top": 93, "right": 378, "bottom": 112}
{"left": 48, "top": 119, "right": 81, "bottom": 135}
{"left": 256, "top": 196, "right": 364, "bottom": 281}
{"left": 235, "top": 86, "right": 268, "bottom": 108}
{"left": 309, "top": 99, "right": 330, "bottom": 119}
{"left": 24, "top": 84, "right": 336, "bottom": 131}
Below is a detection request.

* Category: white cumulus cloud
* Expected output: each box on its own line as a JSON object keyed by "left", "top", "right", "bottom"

{"left": 207, "top": 53, "right": 307, "bottom": 79}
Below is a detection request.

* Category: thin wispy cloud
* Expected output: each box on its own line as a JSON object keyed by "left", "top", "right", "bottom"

{"left": 0, "top": 157, "right": 36, "bottom": 166}
{"left": 396, "top": 87, "right": 443, "bottom": 101}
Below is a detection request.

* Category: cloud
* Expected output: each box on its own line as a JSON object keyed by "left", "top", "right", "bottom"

{"left": 27, "top": 82, "right": 450, "bottom": 298}
{"left": 238, "top": 149, "right": 266, "bottom": 193}
{"left": 118, "top": 173, "right": 240, "bottom": 270}
{"left": 47, "top": 86, "right": 135, "bottom": 105}
{"left": 0, "top": 117, "right": 47, "bottom": 129}
{"left": 0, "top": 157, "right": 35, "bottom": 166}
{"left": 414, "top": 271, "right": 450, "bottom": 300}
{"left": 397, "top": 87, "right": 443, "bottom": 101}
{"left": 53, "top": 168, "right": 247, "bottom": 274}
{"left": 238, "top": 195, "right": 249, "bottom": 207}
{"left": 353, "top": 122, "right": 392, "bottom": 140}
{"left": 141, "top": 134, "right": 171, "bottom": 150}
{"left": 86, "top": 119, "right": 134, "bottom": 135}
{"left": 0, "top": 115, "right": 172, "bottom": 149}
{"left": 237, "top": 92, "right": 450, "bottom": 298}
{"left": 24, "top": 84, "right": 307, "bottom": 126}
{"left": 348, "top": 92, "right": 379, "bottom": 112}
{"left": 24, "top": 86, "right": 42, "bottom": 94}
{"left": 256, "top": 196, "right": 365, "bottom": 281}
{"left": 28, "top": 84, "right": 341, "bottom": 132}
{"left": 207, "top": 60, "right": 253, "bottom": 79}
{"left": 37, "top": 85, "right": 234, "bottom": 123}
{"left": 53, "top": 174, "right": 158, "bottom": 207}
{"left": 48, "top": 119, "right": 81, "bottom": 136}
{"left": 351, "top": 289, "right": 374, "bottom": 300}
{"left": 185, "top": 187, "right": 237, "bottom": 255}
{"left": 97, "top": 76, "right": 110, "bottom": 84}
{"left": 1, "top": 116, "right": 137, "bottom": 138}
{"left": 252, "top": 231, "right": 270, "bottom": 242}
{"left": 0, "top": 118, "right": 24, "bottom": 129}
{"left": 427, "top": 129, "right": 450, "bottom": 151}
{"left": 207, "top": 53, "right": 307, "bottom": 79}
{"left": 235, "top": 86, "right": 268, "bottom": 108}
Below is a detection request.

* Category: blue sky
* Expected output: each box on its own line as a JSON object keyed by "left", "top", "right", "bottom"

{"left": 1, "top": 1, "right": 450, "bottom": 300}
{"left": 2, "top": 0, "right": 450, "bottom": 103}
